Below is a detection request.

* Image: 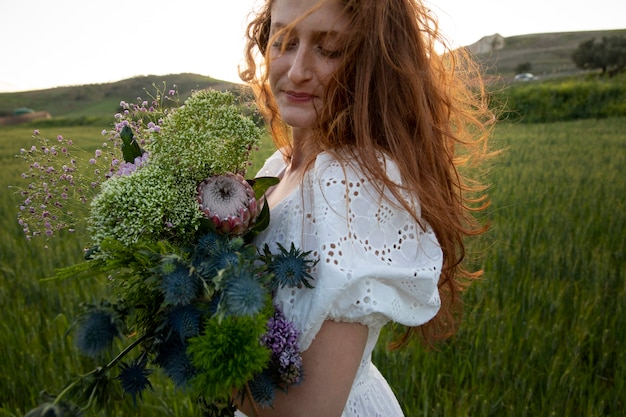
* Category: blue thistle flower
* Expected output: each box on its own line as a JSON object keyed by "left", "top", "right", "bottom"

{"left": 74, "top": 309, "right": 121, "bottom": 357}
{"left": 117, "top": 353, "right": 153, "bottom": 404}
{"left": 266, "top": 243, "right": 317, "bottom": 289}
{"left": 160, "top": 258, "right": 199, "bottom": 306}
{"left": 194, "top": 232, "right": 224, "bottom": 258}
{"left": 154, "top": 337, "right": 197, "bottom": 387}
{"left": 221, "top": 265, "right": 268, "bottom": 317}
{"left": 248, "top": 371, "right": 276, "bottom": 408}
{"left": 193, "top": 238, "right": 240, "bottom": 280}
{"left": 168, "top": 305, "right": 202, "bottom": 339}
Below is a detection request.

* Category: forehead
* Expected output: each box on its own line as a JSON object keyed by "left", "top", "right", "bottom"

{"left": 270, "top": 0, "right": 349, "bottom": 34}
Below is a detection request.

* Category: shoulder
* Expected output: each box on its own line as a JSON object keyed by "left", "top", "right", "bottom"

{"left": 310, "top": 151, "right": 403, "bottom": 187}
{"left": 255, "top": 149, "right": 288, "bottom": 177}
{"left": 307, "top": 151, "right": 415, "bottom": 215}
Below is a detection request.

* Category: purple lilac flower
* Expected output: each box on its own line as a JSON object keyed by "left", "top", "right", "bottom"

{"left": 112, "top": 152, "right": 149, "bottom": 177}
{"left": 261, "top": 307, "right": 303, "bottom": 386}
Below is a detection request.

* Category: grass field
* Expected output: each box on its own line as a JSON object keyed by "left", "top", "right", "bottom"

{"left": 1, "top": 117, "right": 625, "bottom": 416}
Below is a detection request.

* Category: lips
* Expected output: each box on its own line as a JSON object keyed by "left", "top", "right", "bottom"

{"left": 284, "top": 90, "right": 316, "bottom": 103}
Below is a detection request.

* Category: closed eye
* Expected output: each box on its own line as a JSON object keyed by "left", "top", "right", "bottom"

{"left": 272, "top": 36, "right": 297, "bottom": 51}
{"left": 313, "top": 32, "right": 345, "bottom": 59}
{"left": 316, "top": 46, "right": 342, "bottom": 59}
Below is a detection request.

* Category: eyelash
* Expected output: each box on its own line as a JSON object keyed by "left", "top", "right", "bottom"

{"left": 318, "top": 46, "right": 342, "bottom": 59}
{"left": 271, "top": 39, "right": 341, "bottom": 59}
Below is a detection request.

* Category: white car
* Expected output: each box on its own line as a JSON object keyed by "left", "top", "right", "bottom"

{"left": 514, "top": 73, "right": 537, "bottom": 82}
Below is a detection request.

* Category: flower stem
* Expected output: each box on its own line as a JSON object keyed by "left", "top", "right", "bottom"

{"left": 52, "top": 333, "right": 150, "bottom": 409}
{"left": 244, "top": 382, "right": 261, "bottom": 417}
{"left": 52, "top": 378, "right": 82, "bottom": 406}
{"left": 105, "top": 332, "right": 150, "bottom": 370}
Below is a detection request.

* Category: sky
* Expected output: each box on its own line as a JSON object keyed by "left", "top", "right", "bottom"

{"left": 1, "top": 0, "right": 624, "bottom": 93}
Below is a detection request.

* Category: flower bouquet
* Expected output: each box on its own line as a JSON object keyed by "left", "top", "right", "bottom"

{"left": 16, "top": 87, "right": 315, "bottom": 417}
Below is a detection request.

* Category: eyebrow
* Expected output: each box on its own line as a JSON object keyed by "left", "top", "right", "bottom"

{"left": 270, "top": 22, "right": 345, "bottom": 40}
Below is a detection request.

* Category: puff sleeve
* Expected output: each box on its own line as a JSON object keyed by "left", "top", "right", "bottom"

{"left": 256, "top": 152, "right": 442, "bottom": 351}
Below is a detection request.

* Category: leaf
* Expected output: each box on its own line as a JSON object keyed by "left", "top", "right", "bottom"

{"left": 120, "top": 125, "right": 144, "bottom": 163}
{"left": 248, "top": 176, "right": 279, "bottom": 200}
{"left": 243, "top": 201, "right": 271, "bottom": 243}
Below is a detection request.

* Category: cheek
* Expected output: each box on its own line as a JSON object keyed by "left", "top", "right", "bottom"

{"left": 267, "top": 56, "right": 287, "bottom": 88}
{"left": 317, "top": 60, "right": 341, "bottom": 86}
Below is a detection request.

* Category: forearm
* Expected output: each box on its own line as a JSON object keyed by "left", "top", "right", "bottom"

{"left": 235, "top": 320, "right": 368, "bottom": 417}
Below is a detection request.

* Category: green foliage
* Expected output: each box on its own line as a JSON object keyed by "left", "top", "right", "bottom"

{"left": 3, "top": 85, "right": 294, "bottom": 416}
{"left": 491, "top": 73, "right": 626, "bottom": 123}
{"left": 572, "top": 36, "right": 626, "bottom": 75}
{"left": 32, "top": 115, "right": 111, "bottom": 127}
{"left": 2, "top": 118, "right": 625, "bottom": 416}
{"left": 374, "top": 117, "right": 626, "bottom": 416}
{"left": 188, "top": 311, "right": 272, "bottom": 401}
{"left": 0, "top": 124, "right": 275, "bottom": 416}
{"left": 150, "top": 89, "right": 263, "bottom": 180}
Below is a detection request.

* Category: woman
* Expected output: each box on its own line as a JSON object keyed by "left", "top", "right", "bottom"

{"left": 237, "top": 0, "right": 493, "bottom": 415}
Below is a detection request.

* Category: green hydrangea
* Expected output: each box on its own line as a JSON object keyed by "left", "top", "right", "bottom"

{"left": 88, "top": 89, "right": 262, "bottom": 248}
{"left": 149, "top": 89, "right": 262, "bottom": 182}
{"left": 89, "top": 163, "right": 202, "bottom": 247}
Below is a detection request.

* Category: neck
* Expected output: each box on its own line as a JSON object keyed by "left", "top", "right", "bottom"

{"left": 289, "top": 127, "right": 320, "bottom": 172}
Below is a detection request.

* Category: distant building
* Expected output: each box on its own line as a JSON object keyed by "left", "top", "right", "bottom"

{"left": 0, "top": 109, "right": 51, "bottom": 126}
{"left": 468, "top": 34, "right": 506, "bottom": 55}
{"left": 14, "top": 107, "right": 35, "bottom": 116}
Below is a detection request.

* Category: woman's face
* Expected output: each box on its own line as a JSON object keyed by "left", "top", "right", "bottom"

{"left": 268, "top": 0, "right": 349, "bottom": 130}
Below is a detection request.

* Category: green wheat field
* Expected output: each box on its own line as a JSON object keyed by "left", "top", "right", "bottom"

{"left": 1, "top": 117, "right": 624, "bottom": 416}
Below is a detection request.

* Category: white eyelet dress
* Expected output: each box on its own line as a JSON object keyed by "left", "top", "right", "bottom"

{"left": 239, "top": 150, "right": 442, "bottom": 417}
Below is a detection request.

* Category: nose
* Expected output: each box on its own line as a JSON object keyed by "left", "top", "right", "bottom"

{"left": 287, "top": 46, "right": 312, "bottom": 84}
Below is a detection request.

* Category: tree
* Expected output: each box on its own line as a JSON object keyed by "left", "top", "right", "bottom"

{"left": 515, "top": 62, "right": 532, "bottom": 74}
{"left": 572, "top": 36, "right": 626, "bottom": 76}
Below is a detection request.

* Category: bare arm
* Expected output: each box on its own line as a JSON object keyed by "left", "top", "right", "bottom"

{"left": 237, "top": 320, "right": 368, "bottom": 417}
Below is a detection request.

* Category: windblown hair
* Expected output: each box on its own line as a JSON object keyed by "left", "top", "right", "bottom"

{"left": 240, "top": 0, "right": 495, "bottom": 347}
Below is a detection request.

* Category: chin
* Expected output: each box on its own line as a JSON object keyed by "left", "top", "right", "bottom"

{"left": 280, "top": 113, "right": 318, "bottom": 130}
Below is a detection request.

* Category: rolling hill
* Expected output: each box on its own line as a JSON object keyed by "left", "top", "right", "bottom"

{"left": 0, "top": 73, "right": 242, "bottom": 121}
{"left": 468, "top": 29, "right": 626, "bottom": 80}
{"left": 0, "top": 28, "right": 624, "bottom": 122}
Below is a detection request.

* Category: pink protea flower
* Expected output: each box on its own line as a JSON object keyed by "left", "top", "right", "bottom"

{"left": 197, "top": 173, "right": 259, "bottom": 235}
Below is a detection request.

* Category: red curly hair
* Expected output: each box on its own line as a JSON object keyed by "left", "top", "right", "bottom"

{"left": 240, "top": 0, "right": 495, "bottom": 346}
